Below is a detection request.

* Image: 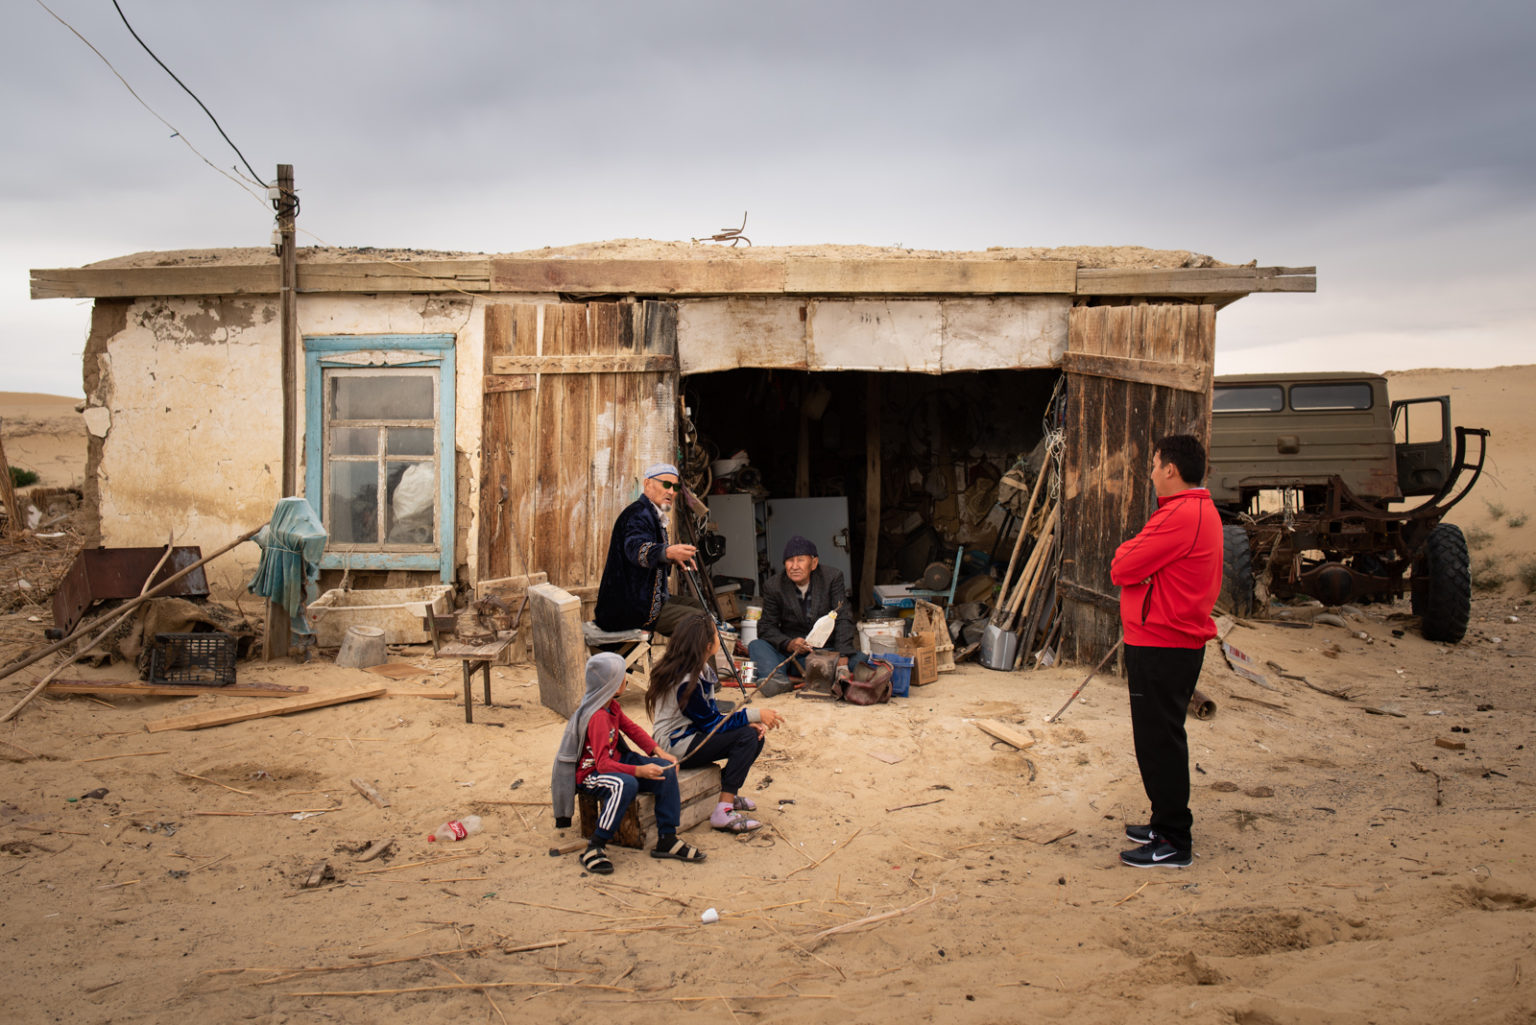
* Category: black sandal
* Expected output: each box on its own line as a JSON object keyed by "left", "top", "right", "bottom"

{"left": 651, "top": 837, "right": 706, "bottom": 862}
{"left": 579, "top": 845, "right": 614, "bottom": 875}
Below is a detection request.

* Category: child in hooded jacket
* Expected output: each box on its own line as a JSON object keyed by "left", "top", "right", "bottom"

{"left": 550, "top": 652, "right": 706, "bottom": 874}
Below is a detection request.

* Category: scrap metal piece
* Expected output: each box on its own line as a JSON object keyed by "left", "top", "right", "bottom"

{"left": 50, "top": 547, "right": 208, "bottom": 637}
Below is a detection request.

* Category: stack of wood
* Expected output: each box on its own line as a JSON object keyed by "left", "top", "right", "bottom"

{"left": 985, "top": 446, "right": 1065, "bottom": 670}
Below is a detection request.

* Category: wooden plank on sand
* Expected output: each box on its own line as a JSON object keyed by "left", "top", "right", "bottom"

{"left": 973, "top": 720, "right": 1036, "bottom": 750}
{"left": 144, "top": 686, "right": 386, "bottom": 733}
{"left": 47, "top": 680, "right": 308, "bottom": 698}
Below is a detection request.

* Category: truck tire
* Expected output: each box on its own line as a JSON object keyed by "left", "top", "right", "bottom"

{"left": 1219, "top": 524, "right": 1256, "bottom": 617}
{"left": 1417, "top": 523, "right": 1471, "bottom": 643}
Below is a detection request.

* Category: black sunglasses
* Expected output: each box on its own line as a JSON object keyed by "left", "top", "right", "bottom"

{"left": 655, "top": 479, "right": 680, "bottom": 492}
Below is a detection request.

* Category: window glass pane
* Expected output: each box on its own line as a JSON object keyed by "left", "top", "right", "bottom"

{"left": 328, "top": 461, "right": 380, "bottom": 544}
{"left": 1290, "top": 383, "right": 1372, "bottom": 411}
{"left": 332, "top": 427, "right": 378, "bottom": 456}
{"left": 386, "top": 461, "right": 436, "bottom": 544}
{"left": 388, "top": 427, "right": 435, "bottom": 456}
{"left": 1213, "top": 385, "right": 1283, "bottom": 413}
{"left": 331, "top": 373, "right": 434, "bottom": 420}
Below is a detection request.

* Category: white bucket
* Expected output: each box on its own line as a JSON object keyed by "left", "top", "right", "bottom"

{"left": 739, "top": 619, "right": 758, "bottom": 646}
{"left": 857, "top": 619, "right": 905, "bottom": 655}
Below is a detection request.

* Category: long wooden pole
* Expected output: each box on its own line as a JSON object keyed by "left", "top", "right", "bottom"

{"left": 278, "top": 163, "right": 298, "bottom": 496}
{"left": 859, "top": 375, "right": 880, "bottom": 615}
{"left": 991, "top": 459, "right": 1051, "bottom": 623}
{"left": 0, "top": 525, "right": 263, "bottom": 686}
{"left": 268, "top": 163, "right": 299, "bottom": 660}
{"left": 1003, "top": 503, "right": 1059, "bottom": 629}
{"left": 0, "top": 418, "right": 19, "bottom": 539}
{"left": 1, "top": 538, "right": 175, "bottom": 722}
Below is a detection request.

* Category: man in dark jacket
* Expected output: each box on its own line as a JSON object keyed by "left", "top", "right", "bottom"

{"left": 747, "top": 536, "right": 862, "bottom": 696}
{"left": 1110, "top": 434, "right": 1223, "bottom": 870}
{"left": 593, "top": 463, "right": 699, "bottom": 634}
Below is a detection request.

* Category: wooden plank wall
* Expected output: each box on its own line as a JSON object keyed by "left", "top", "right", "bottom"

{"left": 1059, "top": 304, "right": 1215, "bottom": 664}
{"left": 479, "top": 301, "right": 678, "bottom": 618}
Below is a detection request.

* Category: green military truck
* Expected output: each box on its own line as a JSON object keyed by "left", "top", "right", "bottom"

{"left": 1207, "top": 372, "right": 1489, "bottom": 642}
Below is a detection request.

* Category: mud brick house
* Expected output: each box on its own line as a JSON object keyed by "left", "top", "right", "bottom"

{"left": 32, "top": 241, "right": 1313, "bottom": 660}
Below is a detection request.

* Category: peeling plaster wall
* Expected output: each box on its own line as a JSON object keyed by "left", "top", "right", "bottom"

{"left": 676, "top": 296, "right": 1069, "bottom": 374}
{"left": 86, "top": 293, "right": 479, "bottom": 595}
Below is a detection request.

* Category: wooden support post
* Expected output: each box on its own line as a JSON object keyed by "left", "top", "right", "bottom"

{"left": 859, "top": 375, "right": 880, "bottom": 614}
{"left": 269, "top": 163, "right": 298, "bottom": 660}
{"left": 278, "top": 163, "right": 298, "bottom": 496}
{"left": 796, "top": 405, "right": 810, "bottom": 498}
{"left": 0, "top": 418, "right": 19, "bottom": 539}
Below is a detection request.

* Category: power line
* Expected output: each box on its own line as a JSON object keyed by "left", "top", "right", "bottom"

{"left": 33, "top": 0, "right": 267, "bottom": 208}
{"left": 110, "top": 0, "right": 269, "bottom": 189}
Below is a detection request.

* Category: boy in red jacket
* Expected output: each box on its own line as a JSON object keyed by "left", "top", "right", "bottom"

{"left": 1110, "top": 434, "right": 1223, "bottom": 869}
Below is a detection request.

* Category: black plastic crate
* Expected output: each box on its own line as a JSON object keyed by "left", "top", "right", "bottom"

{"left": 148, "top": 632, "right": 238, "bottom": 686}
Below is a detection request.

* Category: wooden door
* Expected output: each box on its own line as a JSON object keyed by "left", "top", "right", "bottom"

{"left": 1059, "top": 304, "right": 1216, "bottom": 664}
{"left": 479, "top": 300, "right": 678, "bottom": 613}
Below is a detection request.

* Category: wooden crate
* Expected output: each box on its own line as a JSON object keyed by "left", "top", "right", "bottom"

{"left": 578, "top": 764, "right": 722, "bottom": 849}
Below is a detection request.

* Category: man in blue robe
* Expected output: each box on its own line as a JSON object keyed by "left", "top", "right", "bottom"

{"left": 594, "top": 463, "right": 699, "bottom": 634}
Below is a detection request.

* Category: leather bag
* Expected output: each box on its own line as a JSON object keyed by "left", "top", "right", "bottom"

{"left": 832, "top": 657, "right": 893, "bottom": 706}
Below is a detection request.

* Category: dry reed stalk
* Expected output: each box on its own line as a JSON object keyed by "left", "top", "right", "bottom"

{"left": 196, "top": 806, "right": 339, "bottom": 817}
{"left": 283, "top": 980, "right": 635, "bottom": 997}
{"left": 188, "top": 853, "right": 230, "bottom": 874}
{"left": 429, "top": 957, "right": 508, "bottom": 1025}
{"left": 355, "top": 852, "right": 475, "bottom": 876}
{"left": 72, "top": 750, "right": 169, "bottom": 763}
{"left": 767, "top": 821, "right": 819, "bottom": 866}
{"left": 892, "top": 836, "right": 954, "bottom": 862}
{"left": 569, "top": 923, "right": 692, "bottom": 935}
{"left": 174, "top": 769, "right": 255, "bottom": 795}
{"left": 785, "top": 826, "right": 863, "bottom": 880}
{"left": 501, "top": 939, "right": 568, "bottom": 955}
{"left": 500, "top": 898, "right": 612, "bottom": 917}
{"left": 758, "top": 917, "right": 846, "bottom": 981}
{"left": 588, "top": 880, "right": 691, "bottom": 907}
{"left": 808, "top": 888, "right": 939, "bottom": 944}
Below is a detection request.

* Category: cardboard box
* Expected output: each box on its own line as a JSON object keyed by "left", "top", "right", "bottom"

{"left": 714, "top": 584, "right": 743, "bottom": 621}
{"left": 897, "top": 631, "right": 939, "bottom": 687}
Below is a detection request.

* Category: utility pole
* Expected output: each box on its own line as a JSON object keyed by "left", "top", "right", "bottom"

{"left": 277, "top": 164, "right": 298, "bottom": 496}
{"left": 267, "top": 164, "right": 298, "bottom": 659}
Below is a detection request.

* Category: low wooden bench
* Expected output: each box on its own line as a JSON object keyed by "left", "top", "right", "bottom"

{"left": 577, "top": 763, "right": 721, "bottom": 849}
{"left": 581, "top": 621, "right": 653, "bottom": 678}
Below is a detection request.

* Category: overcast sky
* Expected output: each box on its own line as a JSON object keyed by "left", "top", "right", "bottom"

{"left": 4, "top": 0, "right": 1532, "bottom": 397}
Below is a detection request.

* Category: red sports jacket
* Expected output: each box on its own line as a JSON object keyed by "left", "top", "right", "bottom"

{"left": 1110, "top": 488, "right": 1224, "bottom": 649}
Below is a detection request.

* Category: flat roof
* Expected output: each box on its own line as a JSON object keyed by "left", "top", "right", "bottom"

{"left": 32, "top": 239, "right": 1315, "bottom": 305}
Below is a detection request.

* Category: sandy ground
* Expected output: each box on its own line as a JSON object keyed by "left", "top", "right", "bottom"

{"left": 0, "top": 371, "right": 1533, "bottom": 1025}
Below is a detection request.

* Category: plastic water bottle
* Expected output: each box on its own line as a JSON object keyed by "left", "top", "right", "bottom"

{"left": 428, "top": 815, "right": 482, "bottom": 842}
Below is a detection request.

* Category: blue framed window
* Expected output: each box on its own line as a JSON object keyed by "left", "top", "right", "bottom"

{"left": 303, "top": 335, "right": 455, "bottom": 580}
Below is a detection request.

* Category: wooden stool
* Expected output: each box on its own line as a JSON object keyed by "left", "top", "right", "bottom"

{"left": 581, "top": 622, "right": 653, "bottom": 680}
{"left": 437, "top": 634, "right": 513, "bottom": 724}
{"left": 577, "top": 764, "right": 722, "bottom": 849}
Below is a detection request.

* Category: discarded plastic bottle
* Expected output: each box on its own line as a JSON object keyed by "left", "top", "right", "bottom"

{"left": 427, "top": 815, "right": 482, "bottom": 842}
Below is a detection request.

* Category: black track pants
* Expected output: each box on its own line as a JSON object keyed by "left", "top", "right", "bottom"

{"left": 1125, "top": 643, "right": 1205, "bottom": 852}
